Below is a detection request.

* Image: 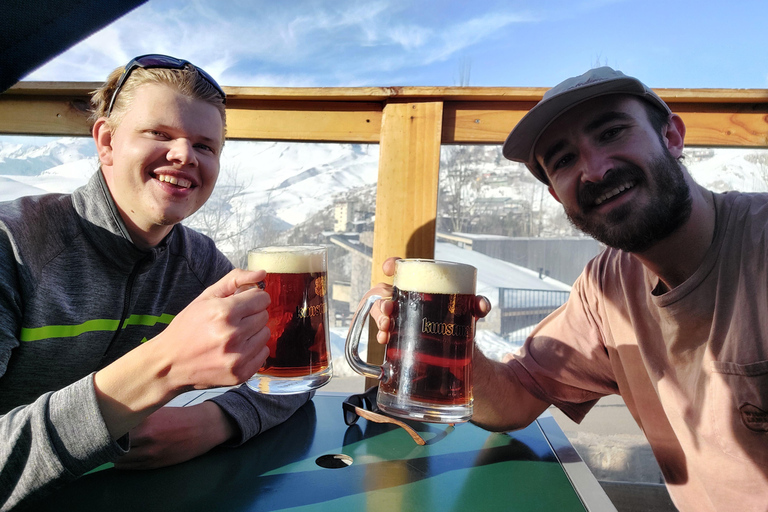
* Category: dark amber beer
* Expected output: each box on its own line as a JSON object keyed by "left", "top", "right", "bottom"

{"left": 346, "top": 259, "right": 476, "bottom": 423}
{"left": 246, "top": 246, "right": 332, "bottom": 394}
{"left": 380, "top": 287, "right": 474, "bottom": 406}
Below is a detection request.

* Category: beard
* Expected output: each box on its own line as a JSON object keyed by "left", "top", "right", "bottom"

{"left": 563, "top": 149, "right": 692, "bottom": 253}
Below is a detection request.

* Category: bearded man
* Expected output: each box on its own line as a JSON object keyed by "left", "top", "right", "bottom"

{"left": 371, "top": 67, "right": 768, "bottom": 512}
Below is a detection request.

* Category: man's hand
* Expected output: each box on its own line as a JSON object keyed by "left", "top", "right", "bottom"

{"left": 366, "top": 257, "right": 545, "bottom": 432}
{"left": 115, "top": 402, "right": 235, "bottom": 470}
{"left": 94, "top": 268, "right": 272, "bottom": 441}
{"left": 369, "top": 257, "right": 492, "bottom": 344}
{"left": 154, "top": 268, "right": 272, "bottom": 391}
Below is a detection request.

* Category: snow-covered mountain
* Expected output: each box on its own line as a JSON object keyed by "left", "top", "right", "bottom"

{"left": 3, "top": 137, "right": 766, "bottom": 364}
{"left": 0, "top": 137, "right": 97, "bottom": 177}
{"left": 219, "top": 141, "right": 379, "bottom": 226}
{"left": 1, "top": 136, "right": 767, "bottom": 233}
{"left": 684, "top": 148, "right": 768, "bottom": 193}
{"left": 0, "top": 137, "right": 380, "bottom": 227}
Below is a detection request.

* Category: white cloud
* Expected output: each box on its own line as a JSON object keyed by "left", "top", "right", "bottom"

{"left": 423, "top": 11, "right": 536, "bottom": 65}
{"left": 23, "top": 0, "right": 762, "bottom": 90}
{"left": 385, "top": 25, "right": 432, "bottom": 51}
{"left": 23, "top": 0, "right": 539, "bottom": 87}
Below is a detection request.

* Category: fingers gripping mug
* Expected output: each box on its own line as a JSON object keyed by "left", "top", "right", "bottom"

{"left": 246, "top": 246, "right": 333, "bottom": 394}
{"left": 345, "top": 259, "right": 477, "bottom": 423}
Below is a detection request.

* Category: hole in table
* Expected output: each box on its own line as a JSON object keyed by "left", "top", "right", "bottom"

{"left": 315, "top": 454, "right": 354, "bottom": 469}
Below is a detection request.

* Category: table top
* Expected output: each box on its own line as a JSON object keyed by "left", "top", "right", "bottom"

{"left": 39, "top": 392, "right": 615, "bottom": 512}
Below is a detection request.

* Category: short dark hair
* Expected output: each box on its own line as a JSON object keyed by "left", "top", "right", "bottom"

{"left": 641, "top": 97, "right": 670, "bottom": 136}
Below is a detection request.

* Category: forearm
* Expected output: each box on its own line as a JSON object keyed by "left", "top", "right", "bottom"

{"left": 471, "top": 348, "right": 550, "bottom": 432}
{"left": 113, "top": 401, "right": 238, "bottom": 470}
{"left": 111, "top": 389, "right": 310, "bottom": 470}
{"left": 1, "top": 375, "right": 126, "bottom": 511}
{"left": 93, "top": 339, "right": 182, "bottom": 440}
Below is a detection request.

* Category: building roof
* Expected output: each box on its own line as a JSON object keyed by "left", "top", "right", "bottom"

{"left": 435, "top": 242, "right": 571, "bottom": 308}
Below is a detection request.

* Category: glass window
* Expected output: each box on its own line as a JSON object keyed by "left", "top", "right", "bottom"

{"left": 0, "top": 135, "right": 378, "bottom": 392}
{"left": 436, "top": 145, "right": 768, "bottom": 360}
{"left": 183, "top": 140, "right": 379, "bottom": 392}
{"left": 0, "top": 135, "right": 98, "bottom": 200}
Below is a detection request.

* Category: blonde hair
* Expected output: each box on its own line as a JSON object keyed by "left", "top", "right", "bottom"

{"left": 90, "top": 63, "right": 227, "bottom": 136}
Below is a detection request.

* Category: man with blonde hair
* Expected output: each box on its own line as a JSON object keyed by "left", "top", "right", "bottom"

{"left": 0, "top": 54, "right": 309, "bottom": 510}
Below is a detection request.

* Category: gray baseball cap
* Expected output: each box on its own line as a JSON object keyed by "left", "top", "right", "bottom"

{"left": 502, "top": 66, "right": 672, "bottom": 184}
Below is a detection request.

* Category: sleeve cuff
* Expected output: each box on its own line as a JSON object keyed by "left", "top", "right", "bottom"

{"left": 508, "top": 358, "right": 595, "bottom": 424}
{"left": 47, "top": 373, "right": 128, "bottom": 476}
{"left": 209, "top": 385, "right": 311, "bottom": 447}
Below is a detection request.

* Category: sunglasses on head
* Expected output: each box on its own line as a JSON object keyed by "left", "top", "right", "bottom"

{"left": 106, "top": 54, "right": 226, "bottom": 117}
{"left": 342, "top": 386, "right": 426, "bottom": 446}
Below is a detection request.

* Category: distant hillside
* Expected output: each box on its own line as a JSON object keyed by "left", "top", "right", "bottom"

{"left": 1, "top": 136, "right": 767, "bottom": 255}
{"left": 0, "top": 137, "right": 96, "bottom": 176}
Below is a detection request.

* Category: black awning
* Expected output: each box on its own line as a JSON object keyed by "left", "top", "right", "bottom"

{"left": 0, "top": 0, "right": 147, "bottom": 92}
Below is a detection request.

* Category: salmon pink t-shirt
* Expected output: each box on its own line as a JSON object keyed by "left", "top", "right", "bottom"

{"left": 510, "top": 191, "right": 768, "bottom": 512}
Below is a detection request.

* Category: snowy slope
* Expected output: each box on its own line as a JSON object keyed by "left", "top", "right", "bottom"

{"left": 2, "top": 136, "right": 766, "bottom": 232}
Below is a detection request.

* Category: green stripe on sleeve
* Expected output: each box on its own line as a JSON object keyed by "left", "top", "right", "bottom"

{"left": 20, "top": 313, "right": 175, "bottom": 342}
{"left": 121, "top": 313, "right": 176, "bottom": 329}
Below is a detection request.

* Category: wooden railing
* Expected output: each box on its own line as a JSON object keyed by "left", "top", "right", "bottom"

{"left": 3, "top": 83, "right": 768, "bottom": 368}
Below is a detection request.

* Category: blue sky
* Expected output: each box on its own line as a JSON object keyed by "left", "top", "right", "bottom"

{"left": 23, "top": 0, "right": 768, "bottom": 90}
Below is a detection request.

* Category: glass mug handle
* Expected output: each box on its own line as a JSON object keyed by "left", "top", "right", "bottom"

{"left": 345, "top": 294, "right": 387, "bottom": 381}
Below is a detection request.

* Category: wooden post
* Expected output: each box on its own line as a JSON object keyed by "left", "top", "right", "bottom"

{"left": 365, "top": 100, "right": 444, "bottom": 389}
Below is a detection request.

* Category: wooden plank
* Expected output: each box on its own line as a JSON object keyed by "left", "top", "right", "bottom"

{"left": 3, "top": 83, "right": 767, "bottom": 146}
{"left": 5, "top": 82, "right": 102, "bottom": 96}
{"left": 5, "top": 96, "right": 765, "bottom": 148}
{"left": 226, "top": 100, "right": 382, "bottom": 142}
{"left": 9, "top": 82, "right": 767, "bottom": 103}
{"left": 371, "top": 100, "right": 444, "bottom": 276}
{"left": 679, "top": 112, "right": 768, "bottom": 147}
{"left": 0, "top": 97, "right": 92, "bottom": 136}
{"left": 0, "top": 94, "right": 384, "bottom": 142}
{"left": 365, "top": 100, "right": 444, "bottom": 383}
{"left": 656, "top": 88, "right": 768, "bottom": 103}
{"left": 443, "top": 101, "right": 768, "bottom": 147}
{"left": 224, "top": 86, "right": 550, "bottom": 102}
{"left": 442, "top": 101, "right": 535, "bottom": 144}
{"left": 225, "top": 85, "right": 768, "bottom": 104}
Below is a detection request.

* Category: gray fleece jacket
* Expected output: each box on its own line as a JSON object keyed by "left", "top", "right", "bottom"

{"left": 0, "top": 172, "right": 309, "bottom": 511}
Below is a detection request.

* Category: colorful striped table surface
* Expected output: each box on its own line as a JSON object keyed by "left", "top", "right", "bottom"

{"left": 40, "top": 392, "right": 616, "bottom": 511}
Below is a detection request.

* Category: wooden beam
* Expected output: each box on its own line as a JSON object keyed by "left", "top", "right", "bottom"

{"left": 371, "top": 100, "right": 444, "bottom": 276}
{"left": 8, "top": 81, "right": 768, "bottom": 102}
{"left": 3, "top": 82, "right": 767, "bottom": 146}
{"left": 365, "top": 100, "right": 444, "bottom": 384}
{"left": 442, "top": 101, "right": 768, "bottom": 147}
{"left": 0, "top": 94, "right": 385, "bottom": 141}
{"left": 676, "top": 112, "right": 768, "bottom": 147}
{"left": 227, "top": 100, "right": 382, "bottom": 143}
{"left": 0, "top": 96, "right": 92, "bottom": 136}
{"left": 441, "top": 101, "right": 534, "bottom": 144}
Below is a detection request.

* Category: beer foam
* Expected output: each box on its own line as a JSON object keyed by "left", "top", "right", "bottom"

{"left": 248, "top": 246, "right": 326, "bottom": 273}
{"left": 394, "top": 259, "right": 476, "bottom": 294}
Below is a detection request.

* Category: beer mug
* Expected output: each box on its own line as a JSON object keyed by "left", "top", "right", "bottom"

{"left": 346, "top": 259, "right": 477, "bottom": 423}
{"left": 246, "top": 245, "right": 333, "bottom": 394}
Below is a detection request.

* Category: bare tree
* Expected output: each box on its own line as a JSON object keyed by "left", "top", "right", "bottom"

{"left": 185, "top": 164, "right": 281, "bottom": 267}
{"left": 226, "top": 198, "right": 282, "bottom": 269}
{"left": 745, "top": 151, "right": 768, "bottom": 189}
{"left": 439, "top": 145, "right": 485, "bottom": 233}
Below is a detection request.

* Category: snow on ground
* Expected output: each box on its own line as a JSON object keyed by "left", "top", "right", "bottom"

{"left": 436, "top": 242, "right": 571, "bottom": 310}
